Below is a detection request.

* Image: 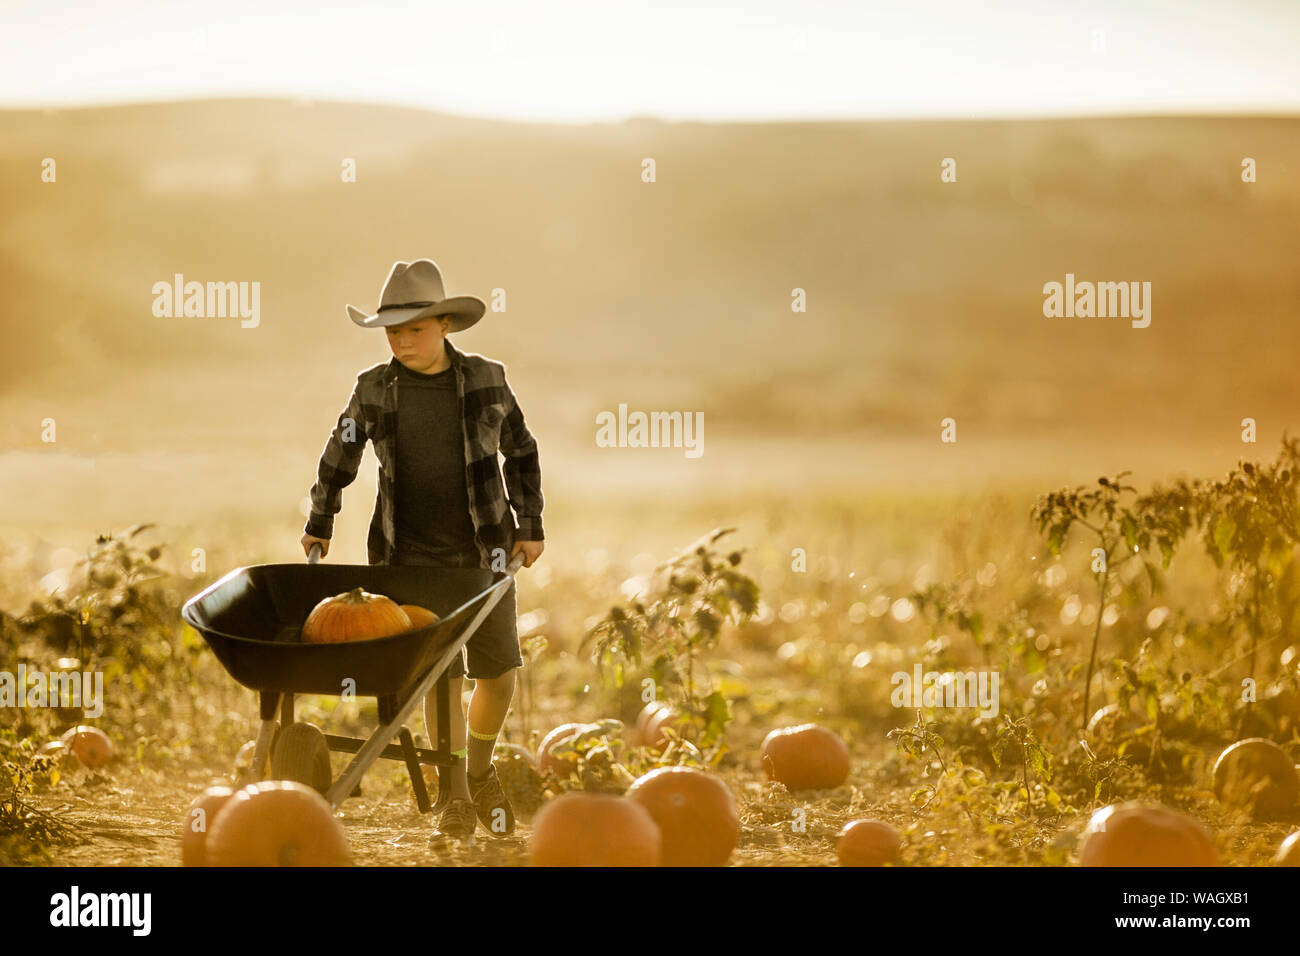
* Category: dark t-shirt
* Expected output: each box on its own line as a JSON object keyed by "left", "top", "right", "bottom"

{"left": 392, "top": 360, "right": 478, "bottom": 561}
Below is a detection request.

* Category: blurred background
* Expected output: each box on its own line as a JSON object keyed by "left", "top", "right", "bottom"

{"left": 0, "top": 0, "right": 1297, "bottom": 571}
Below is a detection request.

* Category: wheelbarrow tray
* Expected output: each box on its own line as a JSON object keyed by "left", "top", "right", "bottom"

{"left": 180, "top": 561, "right": 506, "bottom": 698}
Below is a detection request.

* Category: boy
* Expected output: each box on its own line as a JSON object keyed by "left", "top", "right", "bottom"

{"left": 300, "top": 258, "right": 545, "bottom": 841}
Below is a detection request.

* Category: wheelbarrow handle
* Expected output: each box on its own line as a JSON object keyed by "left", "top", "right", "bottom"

{"left": 324, "top": 547, "right": 525, "bottom": 807}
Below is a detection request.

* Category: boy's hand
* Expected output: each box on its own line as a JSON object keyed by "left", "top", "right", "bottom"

{"left": 301, "top": 533, "right": 331, "bottom": 559}
{"left": 511, "top": 540, "right": 544, "bottom": 568}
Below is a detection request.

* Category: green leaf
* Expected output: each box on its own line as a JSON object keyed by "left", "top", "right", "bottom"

{"left": 1027, "top": 745, "right": 1051, "bottom": 781}
{"left": 1213, "top": 514, "right": 1236, "bottom": 557}
{"left": 1048, "top": 524, "right": 1066, "bottom": 554}
{"left": 701, "top": 691, "right": 732, "bottom": 743}
{"left": 1121, "top": 513, "right": 1138, "bottom": 552}
{"left": 1143, "top": 560, "right": 1163, "bottom": 595}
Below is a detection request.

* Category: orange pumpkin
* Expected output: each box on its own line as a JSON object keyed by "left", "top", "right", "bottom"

{"left": 1212, "top": 738, "right": 1300, "bottom": 820}
{"left": 302, "top": 587, "right": 411, "bottom": 644}
{"left": 529, "top": 792, "right": 661, "bottom": 867}
{"left": 206, "top": 780, "right": 351, "bottom": 866}
{"left": 37, "top": 740, "right": 74, "bottom": 769}
{"left": 625, "top": 767, "right": 738, "bottom": 866}
{"left": 181, "top": 786, "right": 236, "bottom": 866}
{"left": 761, "top": 724, "right": 850, "bottom": 790}
{"left": 634, "top": 700, "right": 665, "bottom": 744}
{"left": 1079, "top": 803, "right": 1218, "bottom": 867}
{"left": 536, "top": 722, "right": 596, "bottom": 777}
{"left": 401, "top": 604, "right": 440, "bottom": 629}
{"left": 1275, "top": 831, "right": 1300, "bottom": 867}
{"left": 837, "top": 819, "right": 902, "bottom": 866}
{"left": 636, "top": 701, "right": 688, "bottom": 748}
{"left": 60, "top": 725, "right": 114, "bottom": 769}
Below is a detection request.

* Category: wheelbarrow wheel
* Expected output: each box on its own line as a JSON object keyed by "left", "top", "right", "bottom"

{"left": 271, "top": 721, "right": 332, "bottom": 795}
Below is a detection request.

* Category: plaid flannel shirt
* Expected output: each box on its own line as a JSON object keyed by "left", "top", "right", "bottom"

{"left": 303, "top": 338, "right": 544, "bottom": 568}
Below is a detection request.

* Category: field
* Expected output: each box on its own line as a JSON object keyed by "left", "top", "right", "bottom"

{"left": 1, "top": 101, "right": 1298, "bottom": 867}
{"left": 4, "top": 463, "right": 1299, "bottom": 867}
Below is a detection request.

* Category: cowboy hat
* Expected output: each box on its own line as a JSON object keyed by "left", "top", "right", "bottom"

{"left": 346, "top": 259, "right": 486, "bottom": 332}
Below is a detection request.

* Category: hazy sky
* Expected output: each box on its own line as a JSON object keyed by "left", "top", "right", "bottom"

{"left": 2, "top": 0, "right": 1296, "bottom": 121}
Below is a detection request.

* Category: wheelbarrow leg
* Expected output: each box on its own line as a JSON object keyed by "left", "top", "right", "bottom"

{"left": 399, "top": 727, "right": 432, "bottom": 813}
{"left": 378, "top": 695, "right": 420, "bottom": 806}
{"left": 438, "top": 673, "right": 451, "bottom": 757}
{"left": 249, "top": 691, "right": 281, "bottom": 783}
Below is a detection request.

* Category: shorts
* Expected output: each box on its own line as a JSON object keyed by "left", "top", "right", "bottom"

{"left": 390, "top": 543, "right": 521, "bottom": 680}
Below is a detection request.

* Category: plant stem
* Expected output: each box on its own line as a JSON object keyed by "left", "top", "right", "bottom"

{"left": 521, "top": 670, "right": 530, "bottom": 745}
{"left": 686, "top": 641, "right": 695, "bottom": 735}
{"left": 930, "top": 739, "right": 948, "bottom": 777}
{"left": 926, "top": 736, "right": 977, "bottom": 823}
{"left": 1082, "top": 546, "right": 1111, "bottom": 731}
{"left": 1230, "top": 559, "right": 1264, "bottom": 741}
{"left": 1020, "top": 741, "right": 1034, "bottom": 816}
{"left": 1249, "top": 559, "right": 1260, "bottom": 685}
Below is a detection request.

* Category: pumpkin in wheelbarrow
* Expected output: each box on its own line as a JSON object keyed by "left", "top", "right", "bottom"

{"left": 205, "top": 780, "right": 351, "bottom": 867}
{"left": 301, "top": 587, "right": 411, "bottom": 643}
{"left": 401, "top": 604, "right": 440, "bottom": 629}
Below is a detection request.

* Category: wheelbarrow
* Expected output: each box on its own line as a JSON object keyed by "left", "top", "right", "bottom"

{"left": 180, "top": 542, "right": 524, "bottom": 811}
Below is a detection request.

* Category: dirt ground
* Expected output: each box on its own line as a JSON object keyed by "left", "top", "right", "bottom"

{"left": 27, "top": 728, "right": 925, "bottom": 868}
{"left": 25, "top": 730, "right": 1294, "bottom": 868}
{"left": 38, "top": 759, "right": 866, "bottom": 867}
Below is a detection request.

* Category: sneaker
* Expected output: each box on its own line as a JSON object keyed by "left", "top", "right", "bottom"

{"left": 466, "top": 764, "right": 516, "bottom": 836}
{"left": 431, "top": 797, "right": 478, "bottom": 841}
